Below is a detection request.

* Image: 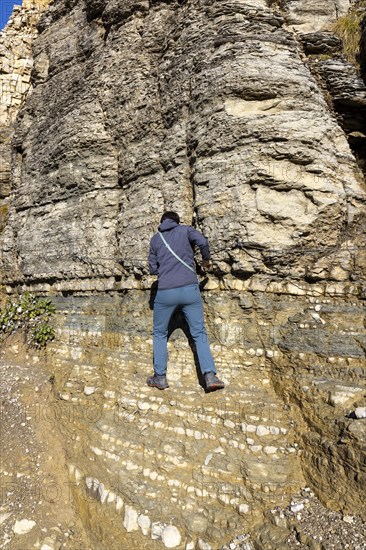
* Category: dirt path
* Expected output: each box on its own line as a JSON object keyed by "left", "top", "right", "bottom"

{"left": 0, "top": 334, "right": 91, "bottom": 550}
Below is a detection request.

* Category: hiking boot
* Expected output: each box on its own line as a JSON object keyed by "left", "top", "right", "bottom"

{"left": 146, "top": 373, "right": 169, "bottom": 390}
{"left": 204, "top": 371, "right": 225, "bottom": 392}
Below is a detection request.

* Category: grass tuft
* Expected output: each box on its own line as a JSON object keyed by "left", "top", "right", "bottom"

{"left": 332, "top": 2, "right": 366, "bottom": 65}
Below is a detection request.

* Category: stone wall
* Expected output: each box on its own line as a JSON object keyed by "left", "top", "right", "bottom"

{"left": 0, "top": 0, "right": 365, "bottom": 548}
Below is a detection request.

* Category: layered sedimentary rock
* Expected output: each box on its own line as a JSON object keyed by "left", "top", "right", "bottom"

{"left": 0, "top": 0, "right": 50, "bottom": 262}
{"left": 0, "top": 0, "right": 365, "bottom": 548}
{"left": 2, "top": 0, "right": 366, "bottom": 289}
{"left": 279, "top": 0, "right": 350, "bottom": 32}
{"left": 0, "top": 1, "right": 49, "bottom": 127}
{"left": 315, "top": 58, "right": 366, "bottom": 173}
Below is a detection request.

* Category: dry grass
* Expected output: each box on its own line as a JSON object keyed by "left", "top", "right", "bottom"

{"left": 0, "top": 204, "right": 9, "bottom": 233}
{"left": 332, "top": 1, "right": 366, "bottom": 65}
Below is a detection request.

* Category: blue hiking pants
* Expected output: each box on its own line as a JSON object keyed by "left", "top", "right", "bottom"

{"left": 153, "top": 284, "right": 216, "bottom": 376}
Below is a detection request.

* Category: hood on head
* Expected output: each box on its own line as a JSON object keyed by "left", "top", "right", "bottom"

{"left": 158, "top": 218, "right": 179, "bottom": 232}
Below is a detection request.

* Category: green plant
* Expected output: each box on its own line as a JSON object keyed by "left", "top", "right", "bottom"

{"left": 0, "top": 292, "right": 56, "bottom": 348}
{"left": 332, "top": 2, "right": 366, "bottom": 66}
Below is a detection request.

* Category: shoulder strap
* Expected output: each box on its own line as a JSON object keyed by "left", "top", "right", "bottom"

{"left": 158, "top": 231, "right": 196, "bottom": 273}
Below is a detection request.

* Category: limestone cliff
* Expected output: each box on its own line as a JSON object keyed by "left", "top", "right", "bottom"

{"left": 0, "top": 1, "right": 365, "bottom": 549}
{"left": 0, "top": 0, "right": 51, "bottom": 255}
{"left": 2, "top": 0, "right": 366, "bottom": 290}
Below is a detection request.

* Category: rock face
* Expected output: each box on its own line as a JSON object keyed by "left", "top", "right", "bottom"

{"left": 315, "top": 57, "right": 366, "bottom": 173}
{"left": 0, "top": 1, "right": 47, "bottom": 127}
{"left": 1, "top": 0, "right": 366, "bottom": 290}
{"left": 0, "top": 0, "right": 365, "bottom": 548}
{"left": 0, "top": 0, "right": 50, "bottom": 267}
{"left": 280, "top": 0, "right": 350, "bottom": 32}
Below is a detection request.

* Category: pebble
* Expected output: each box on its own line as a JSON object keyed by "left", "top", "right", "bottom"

{"left": 238, "top": 504, "right": 250, "bottom": 514}
{"left": 123, "top": 505, "right": 138, "bottom": 532}
{"left": 84, "top": 386, "right": 96, "bottom": 395}
{"left": 13, "top": 518, "right": 36, "bottom": 534}
{"left": 204, "top": 453, "right": 213, "bottom": 465}
{"left": 151, "top": 522, "right": 165, "bottom": 540}
{"left": 224, "top": 419, "right": 236, "bottom": 429}
{"left": 343, "top": 515, "right": 354, "bottom": 524}
{"left": 263, "top": 446, "right": 277, "bottom": 454}
{"left": 161, "top": 525, "right": 181, "bottom": 548}
{"left": 97, "top": 483, "right": 108, "bottom": 504}
{"left": 115, "top": 495, "right": 123, "bottom": 511}
{"left": 290, "top": 502, "right": 305, "bottom": 513}
{"left": 198, "top": 539, "right": 212, "bottom": 550}
{"left": 354, "top": 407, "right": 366, "bottom": 419}
{"left": 246, "top": 425, "right": 256, "bottom": 433}
{"left": 256, "top": 425, "right": 270, "bottom": 436}
{"left": 59, "top": 393, "right": 70, "bottom": 401}
{"left": 138, "top": 401, "right": 150, "bottom": 410}
{"left": 138, "top": 514, "right": 151, "bottom": 535}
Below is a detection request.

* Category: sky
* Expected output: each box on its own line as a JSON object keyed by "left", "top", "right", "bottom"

{"left": 0, "top": 1, "right": 22, "bottom": 32}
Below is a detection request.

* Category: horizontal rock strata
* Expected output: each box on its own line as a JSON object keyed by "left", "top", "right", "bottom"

{"left": 0, "top": 0, "right": 365, "bottom": 548}
{"left": 1, "top": 0, "right": 366, "bottom": 289}
{"left": 48, "top": 293, "right": 306, "bottom": 548}
{"left": 0, "top": 0, "right": 51, "bottom": 280}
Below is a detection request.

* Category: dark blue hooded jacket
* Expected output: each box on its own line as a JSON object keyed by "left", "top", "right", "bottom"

{"left": 148, "top": 219, "right": 211, "bottom": 289}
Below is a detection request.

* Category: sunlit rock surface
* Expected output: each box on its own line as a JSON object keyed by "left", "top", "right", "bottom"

{"left": 0, "top": 0, "right": 365, "bottom": 548}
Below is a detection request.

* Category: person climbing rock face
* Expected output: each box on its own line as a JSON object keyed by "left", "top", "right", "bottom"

{"left": 147, "top": 211, "right": 225, "bottom": 392}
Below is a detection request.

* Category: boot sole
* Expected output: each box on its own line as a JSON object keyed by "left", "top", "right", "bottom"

{"left": 146, "top": 379, "right": 169, "bottom": 390}
{"left": 206, "top": 383, "right": 225, "bottom": 392}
